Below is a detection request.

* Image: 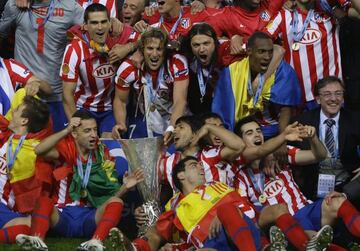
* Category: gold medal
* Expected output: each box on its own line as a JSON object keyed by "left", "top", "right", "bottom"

{"left": 259, "top": 194, "right": 267, "bottom": 203}
{"left": 150, "top": 104, "right": 156, "bottom": 112}
{"left": 292, "top": 42, "right": 300, "bottom": 51}
{"left": 80, "top": 189, "right": 88, "bottom": 198}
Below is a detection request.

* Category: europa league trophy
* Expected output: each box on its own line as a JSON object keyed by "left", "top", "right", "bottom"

{"left": 120, "top": 137, "right": 164, "bottom": 236}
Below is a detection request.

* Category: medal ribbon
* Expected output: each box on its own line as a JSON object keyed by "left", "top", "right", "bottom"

{"left": 247, "top": 169, "right": 265, "bottom": 194}
{"left": 247, "top": 72, "right": 265, "bottom": 106}
{"left": 291, "top": 9, "right": 314, "bottom": 42}
{"left": 159, "top": 9, "right": 183, "bottom": 37}
{"left": 196, "top": 61, "right": 213, "bottom": 101}
{"left": 28, "top": 0, "right": 56, "bottom": 30}
{"left": 7, "top": 134, "right": 27, "bottom": 169}
{"left": 144, "top": 65, "right": 165, "bottom": 107}
{"left": 76, "top": 152, "right": 93, "bottom": 189}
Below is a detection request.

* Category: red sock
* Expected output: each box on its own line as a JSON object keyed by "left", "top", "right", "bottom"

{"left": 31, "top": 196, "right": 54, "bottom": 239}
{"left": 133, "top": 238, "right": 151, "bottom": 251}
{"left": 0, "top": 225, "right": 30, "bottom": 243}
{"left": 337, "top": 200, "right": 360, "bottom": 237}
{"left": 276, "top": 213, "right": 309, "bottom": 251}
{"left": 93, "top": 201, "right": 123, "bottom": 240}
{"left": 217, "top": 203, "right": 258, "bottom": 251}
{"left": 327, "top": 244, "right": 347, "bottom": 251}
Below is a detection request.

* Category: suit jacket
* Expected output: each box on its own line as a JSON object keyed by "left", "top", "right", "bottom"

{"left": 290, "top": 108, "right": 360, "bottom": 200}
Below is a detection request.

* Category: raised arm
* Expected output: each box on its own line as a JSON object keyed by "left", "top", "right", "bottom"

{"left": 294, "top": 125, "right": 327, "bottom": 165}
{"left": 243, "top": 122, "right": 304, "bottom": 163}
{"left": 194, "top": 124, "right": 246, "bottom": 162}
{"left": 35, "top": 117, "right": 81, "bottom": 159}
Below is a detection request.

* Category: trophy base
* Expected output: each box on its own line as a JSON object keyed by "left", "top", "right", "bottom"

{"left": 138, "top": 200, "right": 161, "bottom": 237}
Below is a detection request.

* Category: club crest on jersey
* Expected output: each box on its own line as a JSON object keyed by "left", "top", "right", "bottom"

{"left": 93, "top": 64, "right": 115, "bottom": 79}
{"left": 0, "top": 156, "right": 6, "bottom": 175}
{"left": 313, "top": 12, "right": 331, "bottom": 23}
{"left": 263, "top": 179, "right": 284, "bottom": 198}
{"left": 180, "top": 18, "right": 190, "bottom": 29}
{"left": 299, "top": 28, "right": 322, "bottom": 45}
{"left": 260, "top": 11, "right": 270, "bottom": 22}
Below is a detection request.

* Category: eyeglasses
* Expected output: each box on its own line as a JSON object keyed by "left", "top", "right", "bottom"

{"left": 318, "top": 91, "right": 344, "bottom": 99}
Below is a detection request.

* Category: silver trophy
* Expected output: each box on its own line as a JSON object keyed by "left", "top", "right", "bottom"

{"left": 119, "top": 137, "right": 164, "bottom": 236}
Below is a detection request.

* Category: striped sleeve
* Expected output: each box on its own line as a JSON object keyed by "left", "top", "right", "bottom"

{"left": 287, "top": 145, "right": 300, "bottom": 165}
{"left": 60, "top": 41, "right": 81, "bottom": 82}
{"left": 115, "top": 59, "right": 138, "bottom": 91}
{"left": 4, "top": 59, "right": 33, "bottom": 88}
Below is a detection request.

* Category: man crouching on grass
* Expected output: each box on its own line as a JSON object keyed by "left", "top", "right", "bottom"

{"left": 16, "top": 110, "right": 144, "bottom": 251}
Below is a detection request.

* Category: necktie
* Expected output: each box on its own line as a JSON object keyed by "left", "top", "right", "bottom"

{"left": 324, "top": 119, "right": 336, "bottom": 158}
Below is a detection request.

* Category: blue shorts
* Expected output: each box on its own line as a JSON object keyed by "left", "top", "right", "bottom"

{"left": 125, "top": 114, "right": 148, "bottom": 139}
{"left": 304, "top": 100, "right": 320, "bottom": 111}
{"left": 82, "top": 109, "right": 115, "bottom": 134}
{"left": 203, "top": 215, "right": 261, "bottom": 251}
{"left": 261, "top": 124, "right": 279, "bottom": 139}
{"left": 47, "top": 101, "right": 67, "bottom": 132}
{"left": 294, "top": 199, "right": 323, "bottom": 231}
{"left": 52, "top": 206, "right": 97, "bottom": 238}
{"left": 0, "top": 203, "right": 26, "bottom": 228}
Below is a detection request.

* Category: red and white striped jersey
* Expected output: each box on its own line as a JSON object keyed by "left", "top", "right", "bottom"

{"left": 115, "top": 54, "right": 189, "bottom": 114}
{"left": 77, "top": 0, "right": 118, "bottom": 18}
{"left": 200, "top": 146, "right": 245, "bottom": 187}
{"left": 0, "top": 142, "right": 15, "bottom": 208}
{"left": 264, "top": 7, "right": 342, "bottom": 102}
{"left": 0, "top": 58, "right": 33, "bottom": 115}
{"left": 60, "top": 30, "right": 139, "bottom": 112}
{"left": 235, "top": 146, "right": 311, "bottom": 215}
{"left": 161, "top": 152, "right": 182, "bottom": 191}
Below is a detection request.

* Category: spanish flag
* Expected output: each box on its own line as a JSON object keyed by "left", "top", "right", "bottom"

{"left": 1, "top": 89, "right": 53, "bottom": 213}
{"left": 212, "top": 58, "right": 302, "bottom": 130}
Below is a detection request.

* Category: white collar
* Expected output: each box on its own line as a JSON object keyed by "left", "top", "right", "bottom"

{"left": 320, "top": 109, "right": 340, "bottom": 126}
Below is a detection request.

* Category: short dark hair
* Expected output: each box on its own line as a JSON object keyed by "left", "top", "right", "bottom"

{"left": 314, "top": 76, "right": 345, "bottom": 96}
{"left": 247, "top": 31, "right": 272, "bottom": 49}
{"left": 172, "top": 156, "right": 198, "bottom": 192}
{"left": 84, "top": 3, "right": 110, "bottom": 23}
{"left": 175, "top": 115, "right": 203, "bottom": 134}
{"left": 185, "top": 23, "right": 220, "bottom": 66}
{"left": 199, "top": 112, "right": 223, "bottom": 125}
{"left": 72, "top": 110, "right": 96, "bottom": 121}
{"left": 22, "top": 96, "right": 50, "bottom": 133}
{"left": 234, "top": 115, "right": 259, "bottom": 137}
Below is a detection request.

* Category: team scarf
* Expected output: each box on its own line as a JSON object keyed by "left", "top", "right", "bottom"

{"left": 69, "top": 143, "right": 120, "bottom": 208}
{"left": 212, "top": 57, "right": 302, "bottom": 130}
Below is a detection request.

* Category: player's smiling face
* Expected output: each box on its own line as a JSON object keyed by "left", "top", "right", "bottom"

{"left": 143, "top": 38, "right": 165, "bottom": 71}
{"left": 85, "top": 11, "right": 111, "bottom": 45}
{"left": 240, "top": 122, "right": 264, "bottom": 147}
{"left": 191, "top": 34, "right": 216, "bottom": 67}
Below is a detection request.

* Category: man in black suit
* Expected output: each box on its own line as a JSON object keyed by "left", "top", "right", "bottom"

{"left": 291, "top": 76, "right": 360, "bottom": 203}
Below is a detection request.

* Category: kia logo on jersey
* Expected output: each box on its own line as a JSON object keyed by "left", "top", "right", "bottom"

{"left": 299, "top": 28, "right": 322, "bottom": 45}
{"left": 93, "top": 64, "right": 115, "bottom": 79}
{"left": 263, "top": 179, "right": 284, "bottom": 197}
